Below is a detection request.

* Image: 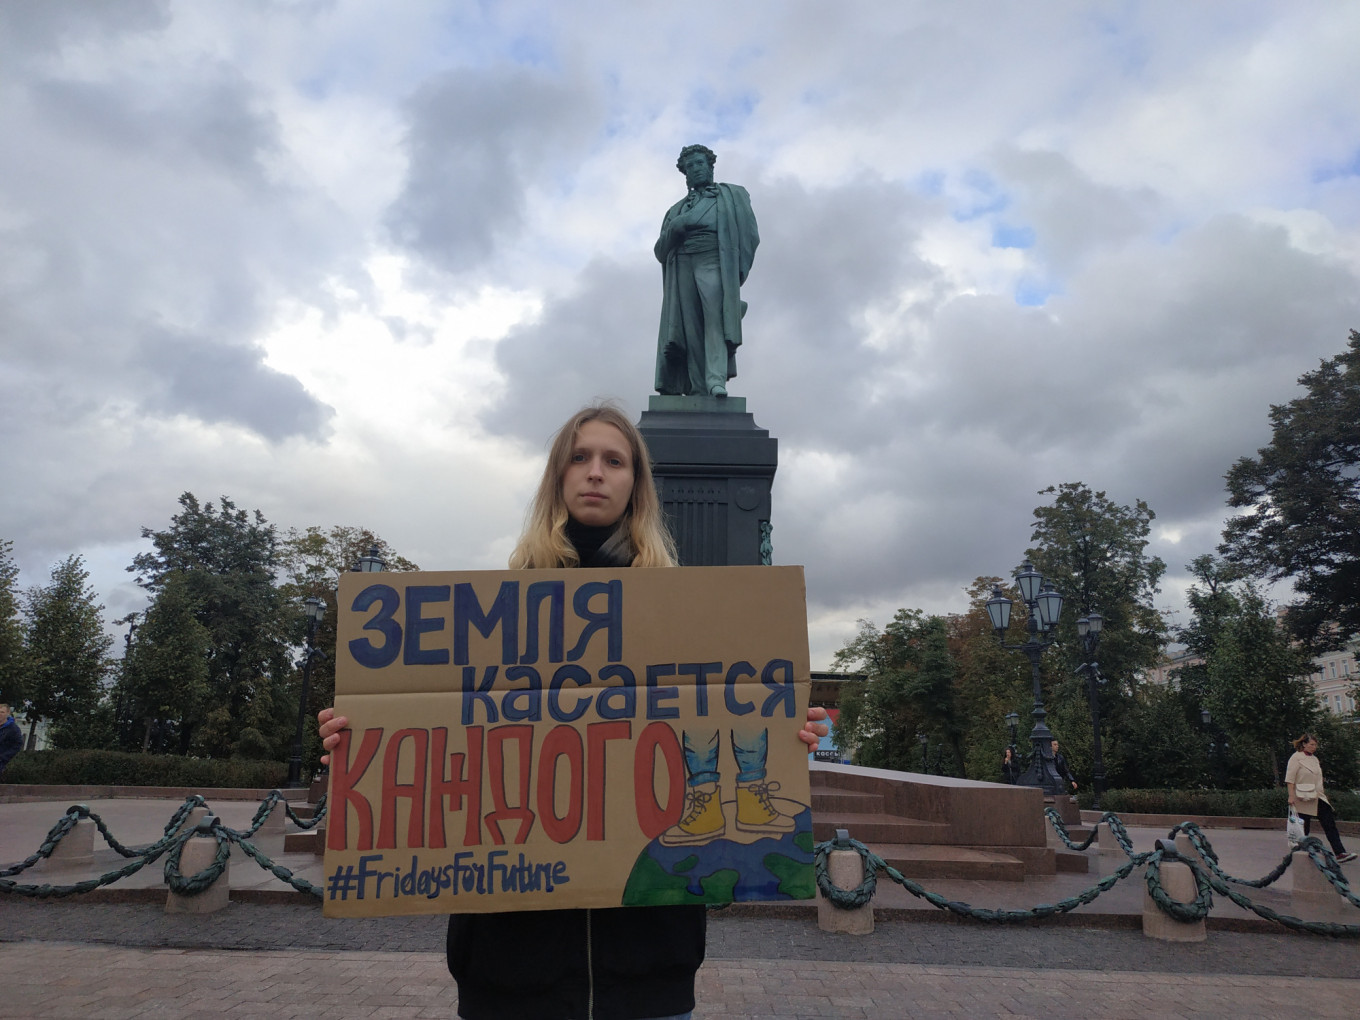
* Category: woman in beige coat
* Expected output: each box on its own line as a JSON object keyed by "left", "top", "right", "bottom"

{"left": 1286, "top": 733, "right": 1356, "bottom": 863}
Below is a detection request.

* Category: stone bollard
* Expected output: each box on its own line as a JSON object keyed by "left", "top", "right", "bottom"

{"left": 165, "top": 824, "right": 231, "bottom": 915}
{"left": 1094, "top": 822, "right": 1121, "bottom": 856}
{"left": 255, "top": 798, "right": 287, "bottom": 836}
{"left": 817, "top": 829, "right": 874, "bottom": 935}
{"left": 1173, "top": 831, "right": 1197, "bottom": 860}
{"left": 1291, "top": 851, "right": 1354, "bottom": 923}
{"left": 39, "top": 813, "right": 95, "bottom": 871}
{"left": 176, "top": 804, "right": 210, "bottom": 837}
{"left": 1093, "top": 823, "right": 1125, "bottom": 874}
{"left": 1142, "top": 840, "right": 1206, "bottom": 942}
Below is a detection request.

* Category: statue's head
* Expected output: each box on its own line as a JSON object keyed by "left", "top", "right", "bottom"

{"left": 676, "top": 144, "right": 716, "bottom": 189}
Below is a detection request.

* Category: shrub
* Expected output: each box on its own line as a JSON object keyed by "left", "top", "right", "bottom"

{"left": 0, "top": 749, "right": 289, "bottom": 788}
{"left": 233, "top": 727, "right": 274, "bottom": 760}
{"left": 1083, "top": 787, "right": 1360, "bottom": 821}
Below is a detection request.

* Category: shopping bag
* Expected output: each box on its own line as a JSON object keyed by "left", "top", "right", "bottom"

{"left": 1286, "top": 807, "right": 1305, "bottom": 845}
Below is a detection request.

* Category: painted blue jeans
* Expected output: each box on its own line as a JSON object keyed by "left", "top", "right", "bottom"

{"left": 682, "top": 728, "right": 768, "bottom": 785}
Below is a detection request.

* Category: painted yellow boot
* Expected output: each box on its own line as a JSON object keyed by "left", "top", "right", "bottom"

{"left": 660, "top": 781, "right": 725, "bottom": 846}
{"left": 736, "top": 779, "right": 795, "bottom": 835}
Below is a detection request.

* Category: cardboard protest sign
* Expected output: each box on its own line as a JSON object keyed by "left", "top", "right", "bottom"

{"left": 323, "top": 565, "right": 814, "bottom": 918}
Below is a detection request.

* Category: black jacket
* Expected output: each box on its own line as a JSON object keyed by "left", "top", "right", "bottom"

{"left": 0, "top": 718, "right": 21, "bottom": 775}
{"left": 445, "top": 522, "right": 706, "bottom": 1019}
{"left": 447, "top": 904, "right": 705, "bottom": 1019}
{"left": 1053, "top": 752, "right": 1076, "bottom": 786}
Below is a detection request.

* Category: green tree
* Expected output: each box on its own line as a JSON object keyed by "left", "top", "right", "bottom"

{"left": 1118, "top": 684, "right": 1212, "bottom": 790}
{"left": 947, "top": 577, "right": 1036, "bottom": 781}
{"left": 1177, "top": 556, "right": 1317, "bottom": 785}
{"left": 119, "top": 570, "right": 211, "bottom": 752}
{"left": 832, "top": 609, "right": 968, "bottom": 774}
{"left": 0, "top": 539, "right": 26, "bottom": 707}
{"left": 1221, "top": 330, "right": 1360, "bottom": 651}
{"left": 1027, "top": 482, "right": 1168, "bottom": 686}
{"left": 1023, "top": 482, "right": 1169, "bottom": 788}
{"left": 21, "top": 555, "right": 113, "bottom": 750}
{"left": 276, "top": 525, "right": 418, "bottom": 769}
{"left": 130, "top": 493, "right": 292, "bottom": 757}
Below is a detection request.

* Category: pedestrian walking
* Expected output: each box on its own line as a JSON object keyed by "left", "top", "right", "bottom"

{"left": 1286, "top": 732, "right": 1356, "bottom": 864}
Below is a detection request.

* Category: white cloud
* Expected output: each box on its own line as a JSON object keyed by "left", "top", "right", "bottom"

{"left": 1, "top": 0, "right": 1358, "bottom": 671}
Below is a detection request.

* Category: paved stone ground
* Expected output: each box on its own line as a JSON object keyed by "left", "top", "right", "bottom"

{"left": 3, "top": 901, "right": 1360, "bottom": 975}
{"left": 1, "top": 933, "right": 1357, "bottom": 1019}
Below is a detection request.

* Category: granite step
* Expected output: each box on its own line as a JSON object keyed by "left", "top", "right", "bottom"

{"left": 811, "top": 789, "right": 885, "bottom": 814}
{"left": 812, "top": 812, "right": 952, "bottom": 845}
{"left": 855, "top": 843, "right": 1027, "bottom": 882}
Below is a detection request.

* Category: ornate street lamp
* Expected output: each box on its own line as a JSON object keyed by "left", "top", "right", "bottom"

{"left": 987, "top": 563, "right": 1069, "bottom": 795}
{"left": 1005, "top": 711, "right": 1020, "bottom": 749}
{"left": 1076, "top": 611, "right": 1106, "bottom": 809}
{"left": 917, "top": 732, "right": 929, "bottom": 774}
{"left": 356, "top": 546, "right": 385, "bottom": 573}
{"left": 286, "top": 595, "right": 327, "bottom": 788}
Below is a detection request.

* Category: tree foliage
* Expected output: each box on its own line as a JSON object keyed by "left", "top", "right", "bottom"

{"left": 1176, "top": 556, "right": 1318, "bottom": 785}
{"left": 118, "top": 570, "right": 211, "bottom": 752}
{"left": 21, "top": 555, "right": 113, "bottom": 749}
{"left": 275, "top": 525, "right": 419, "bottom": 764}
{"left": 834, "top": 609, "right": 962, "bottom": 773}
{"left": 1018, "top": 482, "right": 1169, "bottom": 788}
{"left": 1026, "top": 482, "right": 1168, "bottom": 689}
{"left": 1221, "top": 330, "right": 1360, "bottom": 651}
{"left": 0, "top": 539, "right": 26, "bottom": 707}
{"left": 130, "top": 493, "right": 293, "bottom": 756}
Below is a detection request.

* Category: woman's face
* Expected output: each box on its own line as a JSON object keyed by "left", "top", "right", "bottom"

{"left": 1304, "top": 738, "right": 1318, "bottom": 754}
{"left": 561, "top": 420, "right": 635, "bottom": 528}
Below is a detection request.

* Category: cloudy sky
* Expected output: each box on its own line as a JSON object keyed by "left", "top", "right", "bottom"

{"left": 3, "top": 1, "right": 1358, "bottom": 669}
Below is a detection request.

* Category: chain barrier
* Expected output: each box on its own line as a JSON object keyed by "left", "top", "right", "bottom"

{"left": 0, "top": 791, "right": 327, "bottom": 900}
{"left": 6, "top": 793, "right": 1355, "bottom": 932}
{"left": 816, "top": 810, "right": 1359, "bottom": 937}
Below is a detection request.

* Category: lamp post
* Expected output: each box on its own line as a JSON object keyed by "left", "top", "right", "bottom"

{"left": 1005, "top": 711, "right": 1020, "bottom": 750}
{"left": 286, "top": 595, "right": 326, "bottom": 788}
{"left": 918, "top": 732, "right": 929, "bottom": 774}
{"left": 1076, "top": 611, "right": 1106, "bottom": 809}
{"left": 355, "top": 545, "right": 385, "bottom": 573}
{"left": 1199, "top": 707, "right": 1229, "bottom": 787}
{"left": 986, "top": 562, "right": 1068, "bottom": 795}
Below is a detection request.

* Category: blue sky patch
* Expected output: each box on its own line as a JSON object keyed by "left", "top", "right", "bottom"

{"left": 1311, "top": 148, "right": 1360, "bottom": 184}
{"left": 992, "top": 224, "right": 1036, "bottom": 249}
{"left": 1015, "top": 278, "right": 1056, "bottom": 307}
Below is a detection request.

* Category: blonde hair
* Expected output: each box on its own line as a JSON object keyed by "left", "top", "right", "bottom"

{"left": 509, "top": 404, "right": 678, "bottom": 569}
{"left": 1293, "top": 733, "right": 1318, "bottom": 752}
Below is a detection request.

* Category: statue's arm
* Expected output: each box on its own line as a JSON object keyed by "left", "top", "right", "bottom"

{"left": 654, "top": 201, "right": 693, "bottom": 263}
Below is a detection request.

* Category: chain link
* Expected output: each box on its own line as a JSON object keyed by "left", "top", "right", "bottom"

{"left": 0, "top": 791, "right": 327, "bottom": 899}
{"left": 816, "top": 809, "right": 1359, "bottom": 936}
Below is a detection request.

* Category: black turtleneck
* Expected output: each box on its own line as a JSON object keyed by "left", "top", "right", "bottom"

{"left": 564, "top": 517, "right": 629, "bottom": 568}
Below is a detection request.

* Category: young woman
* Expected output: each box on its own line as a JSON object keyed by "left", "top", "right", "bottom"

{"left": 1000, "top": 745, "right": 1020, "bottom": 784}
{"left": 319, "top": 403, "right": 828, "bottom": 1019}
{"left": 1286, "top": 733, "right": 1356, "bottom": 864}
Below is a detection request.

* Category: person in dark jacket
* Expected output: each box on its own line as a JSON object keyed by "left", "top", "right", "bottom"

{"left": 319, "top": 403, "right": 828, "bottom": 1020}
{"left": 1051, "top": 739, "right": 1078, "bottom": 792}
{"left": 0, "top": 702, "right": 22, "bottom": 777}
{"left": 1000, "top": 745, "right": 1021, "bottom": 784}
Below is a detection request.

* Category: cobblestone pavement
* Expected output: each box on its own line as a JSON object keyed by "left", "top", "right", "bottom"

{"left": 2, "top": 901, "right": 1360, "bottom": 976}
{"left": 0, "top": 939, "right": 1356, "bottom": 1019}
